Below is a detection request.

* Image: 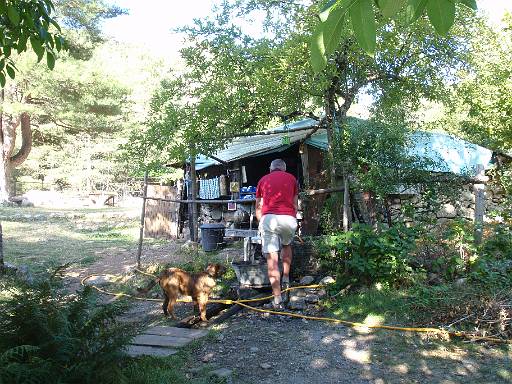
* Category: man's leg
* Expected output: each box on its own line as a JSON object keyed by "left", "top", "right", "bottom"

{"left": 266, "top": 251, "right": 282, "bottom": 304}
{"left": 280, "top": 244, "right": 292, "bottom": 304}
{"left": 281, "top": 244, "right": 292, "bottom": 282}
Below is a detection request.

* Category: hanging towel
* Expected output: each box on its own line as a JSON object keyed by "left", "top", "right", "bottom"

{"left": 199, "top": 177, "right": 220, "bottom": 199}
{"left": 199, "top": 179, "right": 208, "bottom": 199}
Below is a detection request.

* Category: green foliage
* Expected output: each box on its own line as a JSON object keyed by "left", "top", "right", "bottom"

{"left": 0, "top": 273, "right": 134, "bottom": 384}
{"left": 317, "top": 223, "right": 418, "bottom": 286}
{"left": 135, "top": 0, "right": 478, "bottom": 177}
{"left": 311, "top": 0, "right": 477, "bottom": 70}
{"left": 407, "top": 281, "right": 512, "bottom": 339}
{"left": 426, "top": 15, "right": 512, "bottom": 153}
{"left": 0, "top": 0, "right": 65, "bottom": 85}
{"left": 332, "top": 118, "right": 438, "bottom": 199}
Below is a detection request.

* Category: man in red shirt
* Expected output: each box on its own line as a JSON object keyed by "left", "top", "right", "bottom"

{"left": 256, "top": 159, "right": 298, "bottom": 309}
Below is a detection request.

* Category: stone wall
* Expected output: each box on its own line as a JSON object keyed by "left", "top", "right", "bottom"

{"left": 387, "top": 180, "right": 506, "bottom": 225}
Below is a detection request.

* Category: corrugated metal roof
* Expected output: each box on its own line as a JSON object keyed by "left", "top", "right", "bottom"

{"left": 196, "top": 117, "right": 494, "bottom": 176}
{"left": 196, "top": 118, "right": 319, "bottom": 170}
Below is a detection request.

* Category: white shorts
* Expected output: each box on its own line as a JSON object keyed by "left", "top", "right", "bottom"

{"left": 259, "top": 214, "right": 298, "bottom": 254}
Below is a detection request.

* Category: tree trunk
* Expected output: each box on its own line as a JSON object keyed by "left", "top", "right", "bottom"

{"left": 0, "top": 112, "right": 32, "bottom": 202}
{"left": 0, "top": 222, "right": 4, "bottom": 270}
{"left": 324, "top": 91, "right": 337, "bottom": 188}
{"left": 0, "top": 155, "right": 12, "bottom": 202}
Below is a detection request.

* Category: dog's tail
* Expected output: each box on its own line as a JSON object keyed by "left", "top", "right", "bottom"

{"left": 136, "top": 278, "right": 159, "bottom": 295}
{"left": 136, "top": 268, "right": 181, "bottom": 295}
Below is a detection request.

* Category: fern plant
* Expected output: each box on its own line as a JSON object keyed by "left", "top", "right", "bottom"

{"left": 0, "top": 273, "right": 134, "bottom": 384}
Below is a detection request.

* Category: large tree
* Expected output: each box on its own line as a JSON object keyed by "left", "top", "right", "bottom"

{"left": 0, "top": 0, "right": 126, "bottom": 201}
{"left": 134, "top": 0, "right": 479, "bottom": 230}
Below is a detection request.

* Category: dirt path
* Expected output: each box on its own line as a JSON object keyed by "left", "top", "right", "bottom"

{"left": 191, "top": 310, "right": 511, "bottom": 384}
{"left": 67, "top": 244, "right": 511, "bottom": 384}
{"left": 17, "top": 205, "right": 501, "bottom": 384}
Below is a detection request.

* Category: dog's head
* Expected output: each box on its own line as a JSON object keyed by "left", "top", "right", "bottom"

{"left": 205, "top": 263, "right": 227, "bottom": 278}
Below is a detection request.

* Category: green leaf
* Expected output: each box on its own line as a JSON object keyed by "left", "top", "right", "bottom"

{"left": 405, "top": 0, "right": 427, "bottom": 23}
{"left": 30, "top": 36, "right": 45, "bottom": 61}
{"left": 50, "top": 18, "right": 61, "bottom": 32}
{"left": 320, "top": 0, "right": 338, "bottom": 21}
{"left": 310, "top": 24, "right": 327, "bottom": 73}
{"left": 0, "top": 72, "right": 6, "bottom": 88}
{"left": 54, "top": 35, "right": 61, "bottom": 51}
{"left": 324, "top": 5, "right": 346, "bottom": 55}
{"left": 46, "top": 51, "right": 55, "bottom": 70}
{"left": 350, "top": 0, "right": 376, "bottom": 55}
{"left": 6, "top": 64, "right": 15, "bottom": 79}
{"left": 23, "top": 11, "right": 36, "bottom": 28}
{"left": 17, "top": 35, "right": 28, "bottom": 53}
{"left": 378, "top": 0, "right": 406, "bottom": 19}
{"left": 426, "top": 0, "right": 455, "bottom": 36}
{"left": 458, "top": 0, "right": 476, "bottom": 10}
{"left": 44, "top": 0, "right": 56, "bottom": 12}
{"left": 7, "top": 5, "right": 20, "bottom": 26}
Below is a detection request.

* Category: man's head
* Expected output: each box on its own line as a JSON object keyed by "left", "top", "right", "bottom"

{"left": 270, "top": 159, "right": 286, "bottom": 172}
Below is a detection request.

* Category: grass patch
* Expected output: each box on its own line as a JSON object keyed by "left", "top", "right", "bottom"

{"left": 0, "top": 206, "right": 140, "bottom": 274}
{"left": 122, "top": 353, "right": 227, "bottom": 384}
{"left": 327, "top": 286, "right": 412, "bottom": 326}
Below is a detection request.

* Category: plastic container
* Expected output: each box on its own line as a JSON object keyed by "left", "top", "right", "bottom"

{"left": 232, "top": 260, "right": 282, "bottom": 288}
{"left": 200, "top": 223, "right": 225, "bottom": 252}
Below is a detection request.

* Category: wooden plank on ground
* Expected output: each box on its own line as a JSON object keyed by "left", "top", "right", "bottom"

{"left": 131, "top": 334, "right": 192, "bottom": 348}
{"left": 225, "top": 229, "right": 259, "bottom": 238}
{"left": 144, "top": 326, "right": 207, "bottom": 338}
{"left": 125, "top": 345, "right": 178, "bottom": 357}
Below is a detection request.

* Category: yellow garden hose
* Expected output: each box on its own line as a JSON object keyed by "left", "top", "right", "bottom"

{"left": 80, "top": 273, "right": 511, "bottom": 344}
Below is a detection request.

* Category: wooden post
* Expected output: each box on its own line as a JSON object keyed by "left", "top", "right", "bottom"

{"left": 0, "top": 222, "right": 4, "bottom": 270}
{"left": 190, "top": 156, "right": 198, "bottom": 242}
{"left": 473, "top": 164, "right": 487, "bottom": 245}
{"left": 300, "top": 144, "right": 310, "bottom": 189}
{"left": 343, "top": 173, "right": 351, "bottom": 232}
{"left": 136, "top": 170, "right": 148, "bottom": 268}
{"left": 300, "top": 144, "right": 310, "bottom": 234}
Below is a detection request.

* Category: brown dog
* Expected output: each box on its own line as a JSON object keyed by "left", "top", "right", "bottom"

{"left": 138, "top": 263, "right": 226, "bottom": 321}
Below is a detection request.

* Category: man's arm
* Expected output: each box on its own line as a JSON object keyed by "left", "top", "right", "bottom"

{"left": 293, "top": 194, "right": 298, "bottom": 215}
{"left": 256, "top": 197, "right": 263, "bottom": 221}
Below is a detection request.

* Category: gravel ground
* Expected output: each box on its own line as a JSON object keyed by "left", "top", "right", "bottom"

{"left": 62, "top": 238, "right": 511, "bottom": 384}
{"left": 188, "top": 308, "right": 511, "bottom": 384}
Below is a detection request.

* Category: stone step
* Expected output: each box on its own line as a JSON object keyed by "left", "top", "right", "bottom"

{"left": 144, "top": 326, "right": 208, "bottom": 338}
{"left": 126, "top": 326, "right": 209, "bottom": 357}
{"left": 125, "top": 344, "right": 178, "bottom": 357}
{"left": 132, "top": 334, "right": 192, "bottom": 348}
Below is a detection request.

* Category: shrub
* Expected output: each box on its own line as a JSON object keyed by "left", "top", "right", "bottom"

{"left": 316, "top": 223, "right": 418, "bottom": 286}
{"left": 0, "top": 273, "right": 134, "bottom": 384}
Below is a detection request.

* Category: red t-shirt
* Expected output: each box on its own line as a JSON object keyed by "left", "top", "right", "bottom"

{"left": 256, "top": 170, "right": 298, "bottom": 217}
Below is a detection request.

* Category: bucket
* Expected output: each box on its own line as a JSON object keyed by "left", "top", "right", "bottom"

{"left": 200, "top": 223, "right": 225, "bottom": 252}
{"left": 232, "top": 260, "right": 282, "bottom": 288}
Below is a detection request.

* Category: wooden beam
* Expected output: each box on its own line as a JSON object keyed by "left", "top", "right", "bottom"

{"left": 137, "top": 171, "right": 148, "bottom": 268}
{"left": 300, "top": 144, "right": 310, "bottom": 188}
{"left": 302, "top": 186, "right": 344, "bottom": 196}
{"left": 205, "top": 154, "right": 228, "bottom": 165}
{"left": 224, "top": 124, "right": 323, "bottom": 138}
{"left": 190, "top": 156, "right": 198, "bottom": 242}
{"left": 143, "top": 196, "right": 256, "bottom": 204}
{"left": 473, "top": 164, "right": 486, "bottom": 245}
